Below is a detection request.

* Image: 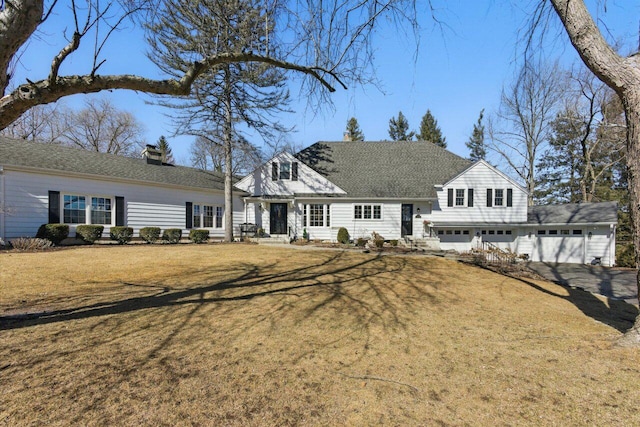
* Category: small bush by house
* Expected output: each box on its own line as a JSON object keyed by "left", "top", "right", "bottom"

{"left": 36, "top": 224, "right": 69, "bottom": 245}
{"left": 189, "top": 229, "right": 210, "bottom": 244}
{"left": 337, "top": 227, "right": 350, "bottom": 244}
{"left": 616, "top": 243, "right": 635, "bottom": 268}
{"left": 356, "top": 238, "right": 367, "bottom": 247}
{"left": 10, "top": 237, "right": 53, "bottom": 251}
{"left": 372, "top": 232, "right": 385, "bottom": 248}
{"left": 163, "top": 228, "right": 182, "bottom": 244}
{"left": 140, "top": 227, "right": 161, "bottom": 244}
{"left": 75, "top": 225, "right": 104, "bottom": 244}
{"left": 110, "top": 226, "right": 133, "bottom": 244}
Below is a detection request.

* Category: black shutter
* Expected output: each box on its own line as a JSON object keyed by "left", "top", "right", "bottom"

{"left": 292, "top": 162, "right": 298, "bottom": 181}
{"left": 48, "top": 191, "right": 60, "bottom": 223}
{"left": 507, "top": 189, "right": 513, "bottom": 207}
{"left": 186, "top": 202, "right": 193, "bottom": 229}
{"left": 115, "top": 196, "right": 125, "bottom": 226}
{"left": 272, "top": 163, "right": 278, "bottom": 181}
{"left": 468, "top": 189, "right": 474, "bottom": 207}
{"left": 486, "top": 189, "right": 493, "bottom": 207}
{"left": 447, "top": 188, "right": 454, "bottom": 207}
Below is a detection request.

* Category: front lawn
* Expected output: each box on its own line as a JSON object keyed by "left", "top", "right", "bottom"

{"left": 1, "top": 245, "right": 639, "bottom": 425}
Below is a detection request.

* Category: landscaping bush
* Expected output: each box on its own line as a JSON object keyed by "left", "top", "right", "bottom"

{"left": 372, "top": 232, "right": 385, "bottom": 248}
{"left": 256, "top": 227, "right": 265, "bottom": 237}
{"left": 302, "top": 228, "right": 309, "bottom": 241}
{"left": 10, "top": 237, "right": 53, "bottom": 251}
{"left": 356, "top": 237, "right": 367, "bottom": 247}
{"left": 35, "top": 224, "right": 69, "bottom": 245}
{"left": 390, "top": 239, "right": 398, "bottom": 247}
{"left": 75, "top": 225, "right": 104, "bottom": 244}
{"left": 337, "top": 227, "right": 350, "bottom": 244}
{"left": 163, "top": 228, "right": 182, "bottom": 244}
{"left": 140, "top": 227, "right": 161, "bottom": 244}
{"left": 189, "top": 229, "right": 210, "bottom": 244}
{"left": 110, "top": 226, "right": 133, "bottom": 244}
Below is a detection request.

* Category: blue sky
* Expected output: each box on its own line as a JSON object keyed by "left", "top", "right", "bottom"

{"left": 12, "top": 1, "right": 640, "bottom": 166}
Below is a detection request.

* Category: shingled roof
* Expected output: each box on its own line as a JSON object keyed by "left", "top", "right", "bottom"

{"left": 295, "top": 141, "right": 472, "bottom": 198}
{"left": 528, "top": 202, "right": 618, "bottom": 225}
{"left": 0, "top": 137, "right": 229, "bottom": 192}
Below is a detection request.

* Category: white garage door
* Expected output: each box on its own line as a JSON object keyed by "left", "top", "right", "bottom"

{"left": 531, "top": 230, "right": 585, "bottom": 264}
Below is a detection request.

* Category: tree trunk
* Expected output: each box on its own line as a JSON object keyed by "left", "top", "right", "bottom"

{"left": 223, "top": 69, "right": 234, "bottom": 243}
{"left": 616, "top": 91, "right": 640, "bottom": 346}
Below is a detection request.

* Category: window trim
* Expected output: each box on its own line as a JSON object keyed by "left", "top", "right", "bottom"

{"left": 302, "top": 204, "right": 331, "bottom": 228}
{"left": 62, "top": 193, "right": 114, "bottom": 226}
{"left": 192, "top": 203, "right": 224, "bottom": 229}
{"left": 353, "top": 203, "right": 383, "bottom": 220}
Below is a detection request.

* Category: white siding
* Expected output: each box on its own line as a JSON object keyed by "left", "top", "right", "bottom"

{"left": 1, "top": 169, "right": 243, "bottom": 241}
{"left": 430, "top": 162, "right": 528, "bottom": 225}
{"left": 235, "top": 152, "right": 346, "bottom": 197}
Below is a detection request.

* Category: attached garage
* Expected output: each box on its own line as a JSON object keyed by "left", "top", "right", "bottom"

{"left": 527, "top": 203, "right": 617, "bottom": 267}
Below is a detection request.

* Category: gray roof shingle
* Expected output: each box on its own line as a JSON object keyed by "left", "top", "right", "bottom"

{"left": 528, "top": 202, "right": 618, "bottom": 225}
{"left": 0, "top": 137, "right": 232, "bottom": 192}
{"left": 295, "top": 141, "right": 472, "bottom": 198}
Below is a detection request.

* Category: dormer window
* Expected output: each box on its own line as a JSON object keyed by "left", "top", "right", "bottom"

{"left": 271, "top": 161, "right": 299, "bottom": 181}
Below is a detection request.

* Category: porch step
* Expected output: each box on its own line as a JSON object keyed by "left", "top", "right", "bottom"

{"left": 401, "top": 237, "right": 441, "bottom": 250}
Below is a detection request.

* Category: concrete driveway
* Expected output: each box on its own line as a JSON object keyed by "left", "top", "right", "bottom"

{"left": 526, "top": 262, "right": 638, "bottom": 305}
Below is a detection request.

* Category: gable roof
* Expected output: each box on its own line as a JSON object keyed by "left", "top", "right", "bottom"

{"left": 295, "top": 141, "right": 472, "bottom": 198}
{"left": 0, "top": 137, "right": 232, "bottom": 192}
{"left": 527, "top": 202, "right": 618, "bottom": 225}
{"left": 443, "top": 159, "right": 528, "bottom": 193}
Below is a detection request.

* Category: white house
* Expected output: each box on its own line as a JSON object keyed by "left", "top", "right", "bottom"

{"left": 236, "top": 141, "right": 618, "bottom": 266}
{"left": 0, "top": 138, "right": 245, "bottom": 241}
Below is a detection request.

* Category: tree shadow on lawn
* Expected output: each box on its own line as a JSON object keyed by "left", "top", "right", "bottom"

{"left": 508, "top": 274, "right": 638, "bottom": 333}
{"left": 0, "top": 251, "right": 440, "bottom": 335}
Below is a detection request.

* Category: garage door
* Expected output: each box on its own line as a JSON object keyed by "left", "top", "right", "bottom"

{"left": 531, "top": 230, "right": 585, "bottom": 264}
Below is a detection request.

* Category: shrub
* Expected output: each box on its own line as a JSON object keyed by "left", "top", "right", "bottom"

{"left": 356, "top": 238, "right": 367, "bottom": 247}
{"left": 10, "top": 237, "right": 53, "bottom": 251}
{"left": 163, "top": 228, "right": 182, "bottom": 244}
{"left": 390, "top": 239, "right": 398, "bottom": 247}
{"left": 372, "top": 232, "right": 385, "bottom": 248}
{"left": 256, "top": 227, "right": 265, "bottom": 237}
{"left": 36, "top": 224, "right": 69, "bottom": 245}
{"left": 140, "top": 227, "right": 161, "bottom": 244}
{"left": 302, "top": 228, "right": 309, "bottom": 241}
{"left": 110, "top": 226, "right": 133, "bottom": 244}
{"left": 337, "top": 227, "right": 350, "bottom": 244}
{"left": 75, "top": 225, "right": 104, "bottom": 244}
{"left": 189, "top": 229, "right": 210, "bottom": 244}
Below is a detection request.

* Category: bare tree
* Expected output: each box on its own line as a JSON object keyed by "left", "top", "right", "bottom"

{"left": 532, "top": 0, "right": 640, "bottom": 345}
{"left": 0, "top": 0, "right": 420, "bottom": 131}
{"left": 0, "top": 103, "right": 66, "bottom": 143}
{"left": 488, "top": 60, "right": 563, "bottom": 206}
{"left": 61, "top": 98, "right": 145, "bottom": 156}
{"left": 191, "top": 135, "right": 262, "bottom": 176}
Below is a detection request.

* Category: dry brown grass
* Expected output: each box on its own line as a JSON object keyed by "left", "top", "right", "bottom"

{"left": 1, "top": 244, "right": 639, "bottom": 426}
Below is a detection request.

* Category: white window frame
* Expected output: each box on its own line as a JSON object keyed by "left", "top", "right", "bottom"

{"left": 353, "top": 204, "right": 382, "bottom": 220}
{"left": 494, "top": 188, "right": 504, "bottom": 206}
{"left": 302, "top": 204, "right": 331, "bottom": 228}
{"left": 279, "top": 162, "right": 291, "bottom": 180}
{"left": 62, "top": 193, "right": 114, "bottom": 225}
{"left": 193, "top": 203, "right": 224, "bottom": 229}
{"left": 455, "top": 189, "right": 465, "bottom": 206}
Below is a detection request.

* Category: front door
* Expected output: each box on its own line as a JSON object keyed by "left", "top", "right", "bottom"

{"left": 401, "top": 204, "right": 413, "bottom": 237}
{"left": 270, "top": 203, "right": 288, "bottom": 235}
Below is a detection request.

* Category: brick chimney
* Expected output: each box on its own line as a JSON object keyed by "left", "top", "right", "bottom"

{"left": 343, "top": 131, "right": 351, "bottom": 142}
{"left": 141, "top": 144, "right": 163, "bottom": 165}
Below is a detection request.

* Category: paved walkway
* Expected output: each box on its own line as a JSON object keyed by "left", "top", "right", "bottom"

{"left": 525, "top": 262, "right": 638, "bottom": 305}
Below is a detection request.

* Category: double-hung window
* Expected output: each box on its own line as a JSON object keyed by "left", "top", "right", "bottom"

{"left": 353, "top": 204, "right": 382, "bottom": 220}
{"left": 494, "top": 189, "right": 504, "bottom": 206}
{"left": 203, "top": 205, "right": 214, "bottom": 228}
{"left": 64, "top": 195, "right": 86, "bottom": 224}
{"left": 63, "top": 194, "right": 113, "bottom": 225}
{"left": 272, "top": 161, "right": 299, "bottom": 181}
{"left": 216, "top": 207, "right": 223, "bottom": 228}
{"left": 455, "top": 189, "right": 465, "bottom": 206}
{"left": 91, "top": 197, "right": 112, "bottom": 225}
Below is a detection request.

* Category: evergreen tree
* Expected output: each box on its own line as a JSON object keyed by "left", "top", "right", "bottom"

{"left": 388, "top": 111, "right": 415, "bottom": 141}
{"left": 345, "top": 117, "right": 365, "bottom": 141}
{"left": 417, "top": 110, "right": 446, "bottom": 147}
{"left": 466, "top": 109, "right": 486, "bottom": 161}
{"left": 148, "top": 0, "right": 290, "bottom": 242}
{"left": 156, "top": 135, "right": 174, "bottom": 164}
